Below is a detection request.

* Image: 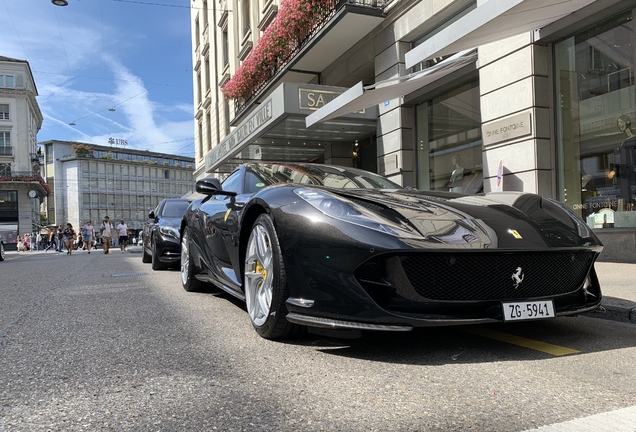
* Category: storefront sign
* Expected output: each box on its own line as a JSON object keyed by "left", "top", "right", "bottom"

{"left": 483, "top": 112, "right": 532, "bottom": 146}
{"left": 298, "top": 88, "right": 364, "bottom": 113}
{"left": 206, "top": 101, "right": 273, "bottom": 169}
{"left": 378, "top": 154, "right": 399, "bottom": 175}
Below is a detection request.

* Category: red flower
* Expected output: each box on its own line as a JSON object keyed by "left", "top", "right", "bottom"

{"left": 222, "top": 0, "right": 335, "bottom": 101}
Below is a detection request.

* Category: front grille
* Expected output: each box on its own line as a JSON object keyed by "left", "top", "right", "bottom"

{"left": 355, "top": 251, "right": 595, "bottom": 302}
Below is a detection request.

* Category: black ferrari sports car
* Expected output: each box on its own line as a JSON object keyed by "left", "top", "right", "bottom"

{"left": 180, "top": 162, "right": 603, "bottom": 339}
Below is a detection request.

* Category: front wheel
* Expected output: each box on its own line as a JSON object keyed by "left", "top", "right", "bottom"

{"left": 0, "top": 242, "right": 4, "bottom": 261}
{"left": 141, "top": 241, "right": 151, "bottom": 263}
{"left": 181, "top": 227, "right": 204, "bottom": 292}
{"left": 244, "top": 214, "right": 299, "bottom": 339}
{"left": 151, "top": 239, "right": 166, "bottom": 270}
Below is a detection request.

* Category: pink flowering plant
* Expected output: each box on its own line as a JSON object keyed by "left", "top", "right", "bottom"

{"left": 222, "top": 0, "right": 334, "bottom": 101}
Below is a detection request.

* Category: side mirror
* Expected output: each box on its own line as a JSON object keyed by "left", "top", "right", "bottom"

{"left": 196, "top": 178, "right": 237, "bottom": 197}
{"left": 148, "top": 211, "right": 155, "bottom": 219}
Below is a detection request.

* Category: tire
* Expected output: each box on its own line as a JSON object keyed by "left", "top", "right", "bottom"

{"left": 141, "top": 241, "right": 151, "bottom": 263}
{"left": 0, "top": 242, "right": 4, "bottom": 261}
{"left": 151, "top": 239, "right": 166, "bottom": 270}
{"left": 181, "top": 227, "right": 204, "bottom": 292}
{"left": 244, "top": 214, "right": 299, "bottom": 339}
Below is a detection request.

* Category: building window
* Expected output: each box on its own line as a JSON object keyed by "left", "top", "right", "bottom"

{"left": 415, "top": 81, "right": 483, "bottom": 194}
{"left": 206, "top": 112, "right": 212, "bottom": 152}
{"left": 204, "top": 57, "right": 210, "bottom": 92}
{"left": 202, "top": 0, "right": 208, "bottom": 28}
{"left": 0, "top": 104, "right": 8, "bottom": 120}
{"left": 242, "top": 0, "right": 251, "bottom": 35}
{"left": 222, "top": 29, "right": 229, "bottom": 67}
{"left": 0, "top": 163, "right": 11, "bottom": 176}
{"left": 195, "top": 18, "right": 200, "bottom": 48}
{"left": 198, "top": 121, "right": 203, "bottom": 159}
{"left": 0, "top": 132, "right": 10, "bottom": 156}
{"left": 555, "top": 11, "right": 636, "bottom": 229}
{"left": 224, "top": 99, "right": 230, "bottom": 135}
{"left": 197, "top": 73, "right": 202, "bottom": 105}
{"left": 0, "top": 75, "right": 14, "bottom": 88}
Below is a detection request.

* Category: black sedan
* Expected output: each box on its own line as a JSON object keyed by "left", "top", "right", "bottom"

{"left": 180, "top": 162, "right": 603, "bottom": 339}
{"left": 142, "top": 198, "right": 191, "bottom": 270}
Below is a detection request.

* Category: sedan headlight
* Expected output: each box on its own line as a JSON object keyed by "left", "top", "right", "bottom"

{"left": 294, "top": 188, "right": 417, "bottom": 238}
{"left": 159, "top": 226, "right": 180, "bottom": 239}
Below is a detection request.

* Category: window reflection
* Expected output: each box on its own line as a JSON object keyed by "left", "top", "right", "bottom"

{"left": 555, "top": 12, "right": 636, "bottom": 228}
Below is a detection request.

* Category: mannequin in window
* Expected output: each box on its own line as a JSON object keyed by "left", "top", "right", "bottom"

{"left": 448, "top": 153, "right": 465, "bottom": 193}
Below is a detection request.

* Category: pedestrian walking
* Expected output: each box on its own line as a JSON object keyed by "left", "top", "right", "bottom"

{"left": 36, "top": 232, "right": 42, "bottom": 251}
{"left": 117, "top": 219, "right": 129, "bottom": 253}
{"left": 82, "top": 220, "right": 95, "bottom": 254}
{"left": 45, "top": 229, "right": 56, "bottom": 252}
{"left": 16, "top": 235, "right": 23, "bottom": 252}
{"left": 100, "top": 216, "right": 113, "bottom": 254}
{"left": 56, "top": 224, "right": 64, "bottom": 252}
{"left": 63, "top": 223, "right": 76, "bottom": 255}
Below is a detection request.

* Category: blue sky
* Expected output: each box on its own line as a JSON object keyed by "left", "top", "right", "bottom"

{"left": 1, "top": 0, "right": 195, "bottom": 157}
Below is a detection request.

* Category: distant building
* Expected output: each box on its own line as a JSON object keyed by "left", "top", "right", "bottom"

{"left": 41, "top": 140, "right": 195, "bottom": 235}
{"left": 0, "top": 55, "right": 45, "bottom": 248}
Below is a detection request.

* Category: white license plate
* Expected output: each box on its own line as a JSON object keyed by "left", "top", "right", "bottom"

{"left": 502, "top": 300, "right": 555, "bottom": 321}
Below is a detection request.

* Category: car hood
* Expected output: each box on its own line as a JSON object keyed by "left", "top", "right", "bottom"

{"left": 331, "top": 189, "right": 601, "bottom": 249}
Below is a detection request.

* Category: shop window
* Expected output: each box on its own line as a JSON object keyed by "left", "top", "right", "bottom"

{"left": 555, "top": 11, "right": 636, "bottom": 228}
{"left": 415, "top": 81, "right": 483, "bottom": 194}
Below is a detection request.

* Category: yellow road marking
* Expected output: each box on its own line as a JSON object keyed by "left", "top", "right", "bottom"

{"left": 462, "top": 327, "right": 580, "bottom": 356}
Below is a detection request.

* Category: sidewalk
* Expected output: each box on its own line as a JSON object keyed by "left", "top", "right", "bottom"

{"left": 592, "top": 262, "right": 636, "bottom": 323}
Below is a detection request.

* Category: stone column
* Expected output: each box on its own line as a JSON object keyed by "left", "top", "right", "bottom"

{"left": 375, "top": 41, "right": 414, "bottom": 187}
{"left": 479, "top": 33, "right": 554, "bottom": 195}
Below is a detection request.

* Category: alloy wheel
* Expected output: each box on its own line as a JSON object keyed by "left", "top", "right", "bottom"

{"left": 244, "top": 224, "right": 274, "bottom": 328}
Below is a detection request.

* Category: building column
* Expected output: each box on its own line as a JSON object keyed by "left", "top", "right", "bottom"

{"left": 478, "top": 33, "right": 554, "bottom": 196}
{"left": 375, "top": 41, "right": 414, "bottom": 187}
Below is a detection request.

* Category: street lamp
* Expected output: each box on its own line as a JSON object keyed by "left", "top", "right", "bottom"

{"left": 51, "top": 0, "right": 69, "bottom": 5}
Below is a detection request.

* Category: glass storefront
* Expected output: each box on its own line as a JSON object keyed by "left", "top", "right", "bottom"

{"left": 555, "top": 11, "right": 636, "bottom": 228}
{"left": 416, "top": 81, "right": 483, "bottom": 194}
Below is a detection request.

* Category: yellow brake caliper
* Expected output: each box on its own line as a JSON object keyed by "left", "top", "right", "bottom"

{"left": 255, "top": 262, "right": 267, "bottom": 283}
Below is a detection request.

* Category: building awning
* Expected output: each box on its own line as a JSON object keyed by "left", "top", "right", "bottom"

{"left": 205, "top": 82, "right": 377, "bottom": 173}
{"left": 404, "top": 0, "right": 596, "bottom": 69}
{"left": 305, "top": 49, "right": 477, "bottom": 128}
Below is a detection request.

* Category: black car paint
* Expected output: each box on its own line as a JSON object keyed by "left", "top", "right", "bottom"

{"left": 182, "top": 163, "right": 603, "bottom": 331}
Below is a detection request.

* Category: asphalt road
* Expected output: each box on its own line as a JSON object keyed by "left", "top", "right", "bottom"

{"left": 1, "top": 250, "right": 636, "bottom": 431}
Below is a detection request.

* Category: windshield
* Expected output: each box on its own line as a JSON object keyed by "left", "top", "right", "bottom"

{"left": 162, "top": 201, "right": 190, "bottom": 218}
{"left": 245, "top": 163, "right": 402, "bottom": 192}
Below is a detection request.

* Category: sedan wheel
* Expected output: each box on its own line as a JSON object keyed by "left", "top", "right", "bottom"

{"left": 0, "top": 242, "right": 4, "bottom": 261}
{"left": 181, "top": 227, "right": 203, "bottom": 292}
{"left": 141, "top": 241, "right": 151, "bottom": 263}
{"left": 151, "top": 239, "right": 166, "bottom": 270}
{"left": 244, "top": 214, "right": 298, "bottom": 339}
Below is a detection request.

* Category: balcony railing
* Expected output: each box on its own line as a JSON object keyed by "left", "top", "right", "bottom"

{"left": 0, "top": 146, "right": 13, "bottom": 156}
{"left": 232, "top": 0, "right": 394, "bottom": 118}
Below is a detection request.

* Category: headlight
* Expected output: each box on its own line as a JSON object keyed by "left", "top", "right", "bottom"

{"left": 294, "top": 188, "right": 417, "bottom": 238}
{"left": 159, "top": 226, "right": 180, "bottom": 239}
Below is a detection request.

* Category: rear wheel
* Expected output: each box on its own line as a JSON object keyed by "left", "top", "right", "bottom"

{"left": 0, "top": 242, "right": 4, "bottom": 261}
{"left": 244, "top": 214, "right": 298, "bottom": 339}
{"left": 151, "top": 239, "right": 166, "bottom": 270}
{"left": 181, "top": 227, "right": 204, "bottom": 292}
